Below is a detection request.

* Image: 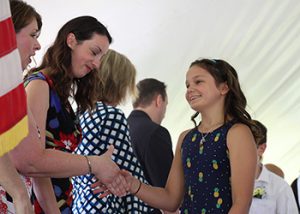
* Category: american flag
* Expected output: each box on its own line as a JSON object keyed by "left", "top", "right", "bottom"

{"left": 0, "top": 0, "right": 28, "bottom": 156}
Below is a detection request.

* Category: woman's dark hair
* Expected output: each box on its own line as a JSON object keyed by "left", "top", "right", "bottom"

{"left": 10, "top": 0, "right": 42, "bottom": 33}
{"left": 30, "top": 16, "right": 112, "bottom": 113}
{"left": 189, "top": 59, "right": 260, "bottom": 141}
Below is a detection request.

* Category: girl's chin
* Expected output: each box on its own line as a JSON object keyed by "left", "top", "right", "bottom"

{"left": 190, "top": 103, "right": 202, "bottom": 111}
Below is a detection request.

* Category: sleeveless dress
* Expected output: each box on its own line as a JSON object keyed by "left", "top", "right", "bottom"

{"left": 24, "top": 72, "right": 81, "bottom": 214}
{"left": 180, "top": 121, "right": 235, "bottom": 214}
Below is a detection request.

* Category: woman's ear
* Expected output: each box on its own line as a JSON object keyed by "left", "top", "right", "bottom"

{"left": 66, "top": 33, "right": 77, "bottom": 49}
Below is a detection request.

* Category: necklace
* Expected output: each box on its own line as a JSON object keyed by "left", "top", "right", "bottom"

{"left": 198, "top": 121, "right": 224, "bottom": 145}
{"left": 199, "top": 132, "right": 210, "bottom": 145}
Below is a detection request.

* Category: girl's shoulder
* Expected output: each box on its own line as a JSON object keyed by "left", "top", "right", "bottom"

{"left": 180, "top": 128, "right": 195, "bottom": 138}
{"left": 228, "top": 122, "right": 251, "bottom": 134}
{"left": 177, "top": 128, "right": 194, "bottom": 146}
{"left": 227, "top": 122, "right": 255, "bottom": 147}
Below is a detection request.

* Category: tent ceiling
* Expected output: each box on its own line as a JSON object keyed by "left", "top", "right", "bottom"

{"left": 27, "top": 0, "right": 300, "bottom": 183}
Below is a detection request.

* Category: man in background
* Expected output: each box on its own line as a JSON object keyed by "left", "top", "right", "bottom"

{"left": 127, "top": 78, "right": 176, "bottom": 214}
{"left": 249, "top": 120, "right": 298, "bottom": 214}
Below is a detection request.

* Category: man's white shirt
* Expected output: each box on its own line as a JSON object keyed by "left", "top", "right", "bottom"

{"left": 249, "top": 165, "right": 298, "bottom": 214}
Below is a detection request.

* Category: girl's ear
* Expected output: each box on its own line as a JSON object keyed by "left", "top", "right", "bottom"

{"left": 219, "top": 82, "right": 229, "bottom": 95}
{"left": 66, "top": 33, "right": 77, "bottom": 49}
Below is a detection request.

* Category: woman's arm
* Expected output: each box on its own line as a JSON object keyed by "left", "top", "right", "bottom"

{"left": 122, "top": 130, "right": 189, "bottom": 212}
{"left": 23, "top": 79, "right": 60, "bottom": 213}
{"left": 9, "top": 79, "right": 126, "bottom": 195}
{"left": 32, "top": 178, "right": 60, "bottom": 214}
{"left": 0, "top": 154, "right": 33, "bottom": 214}
{"left": 227, "top": 123, "right": 257, "bottom": 214}
{"left": 10, "top": 127, "right": 123, "bottom": 184}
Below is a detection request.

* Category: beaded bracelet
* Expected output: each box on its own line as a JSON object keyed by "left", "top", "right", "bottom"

{"left": 133, "top": 179, "right": 142, "bottom": 195}
{"left": 84, "top": 156, "right": 92, "bottom": 174}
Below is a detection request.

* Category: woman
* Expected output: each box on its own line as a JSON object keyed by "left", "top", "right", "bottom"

{"left": 0, "top": 1, "right": 41, "bottom": 213}
{"left": 72, "top": 49, "right": 153, "bottom": 213}
{"left": 22, "top": 16, "right": 128, "bottom": 213}
{"left": 5, "top": 1, "right": 126, "bottom": 213}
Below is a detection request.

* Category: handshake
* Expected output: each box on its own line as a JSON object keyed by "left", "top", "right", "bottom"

{"left": 88, "top": 145, "right": 142, "bottom": 198}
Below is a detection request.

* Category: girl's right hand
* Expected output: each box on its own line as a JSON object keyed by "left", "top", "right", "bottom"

{"left": 91, "top": 170, "right": 132, "bottom": 197}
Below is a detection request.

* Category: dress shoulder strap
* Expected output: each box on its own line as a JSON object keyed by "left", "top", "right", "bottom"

{"left": 24, "top": 72, "right": 54, "bottom": 88}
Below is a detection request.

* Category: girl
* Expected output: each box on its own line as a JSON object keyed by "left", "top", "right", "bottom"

{"left": 119, "top": 58, "right": 258, "bottom": 214}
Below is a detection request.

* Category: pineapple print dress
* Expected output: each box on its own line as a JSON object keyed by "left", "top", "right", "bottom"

{"left": 180, "top": 121, "right": 235, "bottom": 214}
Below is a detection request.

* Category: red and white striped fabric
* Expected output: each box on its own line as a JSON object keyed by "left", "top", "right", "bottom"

{"left": 0, "top": 0, "right": 28, "bottom": 156}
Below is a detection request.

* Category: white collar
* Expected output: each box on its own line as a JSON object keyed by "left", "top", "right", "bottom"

{"left": 256, "top": 165, "right": 269, "bottom": 183}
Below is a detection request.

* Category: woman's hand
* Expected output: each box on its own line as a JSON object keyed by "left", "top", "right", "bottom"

{"left": 90, "top": 145, "right": 128, "bottom": 197}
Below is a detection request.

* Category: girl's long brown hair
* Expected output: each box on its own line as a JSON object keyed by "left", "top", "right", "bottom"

{"left": 190, "top": 59, "right": 261, "bottom": 143}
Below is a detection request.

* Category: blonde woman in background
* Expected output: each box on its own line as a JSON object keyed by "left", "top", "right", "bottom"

{"left": 72, "top": 49, "right": 153, "bottom": 213}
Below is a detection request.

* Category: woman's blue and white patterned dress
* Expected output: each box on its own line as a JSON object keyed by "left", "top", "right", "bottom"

{"left": 72, "top": 102, "right": 153, "bottom": 213}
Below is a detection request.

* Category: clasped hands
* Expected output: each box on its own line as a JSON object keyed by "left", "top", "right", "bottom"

{"left": 90, "top": 145, "right": 138, "bottom": 198}
{"left": 91, "top": 170, "right": 138, "bottom": 198}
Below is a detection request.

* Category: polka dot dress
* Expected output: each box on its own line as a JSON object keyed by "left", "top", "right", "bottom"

{"left": 180, "top": 121, "right": 235, "bottom": 214}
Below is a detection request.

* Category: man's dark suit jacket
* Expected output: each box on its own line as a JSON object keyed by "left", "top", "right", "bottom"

{"left": 128, "top": 110, "right": 174, "bottom": 214}
{"left": 127, "top": 110, "right": 174, "bottom": 187}
{"left": 291, "top": 176, "right": 300, "bottom": 212}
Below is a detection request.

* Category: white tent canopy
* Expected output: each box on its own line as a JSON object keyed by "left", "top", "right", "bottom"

{"left": 27, "top": 0, "right": 300, "bottom": 183}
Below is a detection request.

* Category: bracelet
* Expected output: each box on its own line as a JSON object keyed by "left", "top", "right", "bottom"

{"left": 133, "top": 179, "right": 142, "bottom": 195}
{"left": 84, "top": 156, "right": 92, "bottom": 174}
